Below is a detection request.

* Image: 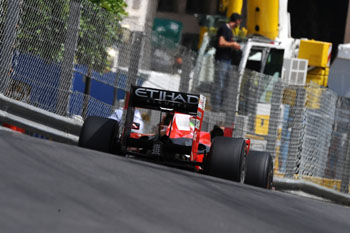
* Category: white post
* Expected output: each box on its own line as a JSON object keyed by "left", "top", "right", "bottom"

{"left": 56, "top": 0, "right": 81, "bottom": 116}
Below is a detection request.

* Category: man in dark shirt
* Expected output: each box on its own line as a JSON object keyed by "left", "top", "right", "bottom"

{"left": 212, "top": 13, "right": 242, "bottom": 112}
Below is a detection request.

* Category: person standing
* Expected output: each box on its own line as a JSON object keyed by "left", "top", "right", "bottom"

{"left": 212, "top": 13, "right": 242, "bottom": 112}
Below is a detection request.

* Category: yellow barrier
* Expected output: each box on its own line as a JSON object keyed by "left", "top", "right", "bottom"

{"left": 274, "top": 173, "right": 342, "bottom": 191}
{"left": 323, "top": 75, "right": 328, "bottom": 87}
{"left": 226, "top": 0, "right": 243, "bottom": 18}
{"left": 308, "top": 67, "right": 329, "bottom": 76}
{"left": 305, "top": 85, "right": 322, "bottom": 109}
{"left": 298, "top": 40, "right": 332, "bottom": 68}
{"left": 307, "top": 68, "right": 329, "bottom": 87}
{"left": 282, "top": 88, "right": 297, "bottom": 106}
{"left": 247, "top": 0, "right": 279, "bottom": 40}
{"left": 255, "top": 115, "right": 269, "bottom": 135}
{"left": 306, "top": 74, "right": 326, "bottom": 86}
{"left": 300, "top": 176, "right": 342, "bottom": 191}
{"left": 219, "top": 0, "right": 243, "bottom": 16}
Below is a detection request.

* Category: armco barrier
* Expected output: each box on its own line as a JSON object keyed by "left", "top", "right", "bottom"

{"left": 273, "top": 177, "right": 350, "bottom": 206}
{"left": 0, "top": 94, "right": 82, "bottom": 144}
{"left": 1, "top": 93, "right": 350, "bottom": 205}
{"left": 1, "top": 0, "right": 349, "bottom": 205}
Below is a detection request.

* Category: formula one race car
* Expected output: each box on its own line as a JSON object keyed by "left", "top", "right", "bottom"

{"left": 78, "top": 86, "right": 273, "bottom": 189}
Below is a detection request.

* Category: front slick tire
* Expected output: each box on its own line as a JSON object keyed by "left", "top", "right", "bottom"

{"left": 78, "top": 116, "right": 119, "bottom": 154}
{"left": 245, "top": 151, "right": 273, "bottom": 189}
{"left": 206, "top": 137, "right": 246, "bottom": 183}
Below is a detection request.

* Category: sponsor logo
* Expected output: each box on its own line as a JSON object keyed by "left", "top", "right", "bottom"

{"left": 134, "top": 88, "right": 199, "bottom": 108}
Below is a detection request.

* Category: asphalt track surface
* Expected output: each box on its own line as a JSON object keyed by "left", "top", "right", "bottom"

{"left": 1, "top": 130, "right": 350, "bottom": 233}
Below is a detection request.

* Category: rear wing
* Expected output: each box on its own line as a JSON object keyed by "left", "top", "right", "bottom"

{"left": 121, "top": 86, "right": 206, "bottom": 158}
{"left": 129, "top": 86, "right": 200, "bottom": 115}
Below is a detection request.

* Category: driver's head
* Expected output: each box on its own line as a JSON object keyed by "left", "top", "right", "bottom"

{"left": 210, "top": 125, "right": 224, "bottom": 142}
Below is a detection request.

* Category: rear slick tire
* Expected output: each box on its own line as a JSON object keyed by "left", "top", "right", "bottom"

{"left": 78, "top": 116, "right": 119, "bottom": 154}
{"left": 245, "top": 151, "right": 273, "bottom": 189}
{"left": 206, "top": 137, "right": 246, "bottom": 183}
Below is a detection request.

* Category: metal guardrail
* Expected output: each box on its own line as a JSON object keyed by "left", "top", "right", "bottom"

{"left": 0, "top": 0, "right": 349, "bottom": 207}
{"left": 1, "top": 93, "right": 349, "bottom": 205}
{"left": 0, "top": 94, "right": 82, "bottom": 144}
{"left": 273, "top": 177, "right": 350, "bottom": 206}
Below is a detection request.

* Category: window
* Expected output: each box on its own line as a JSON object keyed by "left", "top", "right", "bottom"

{"left": 246, "top": 49, "right": 263, "bottom": 73}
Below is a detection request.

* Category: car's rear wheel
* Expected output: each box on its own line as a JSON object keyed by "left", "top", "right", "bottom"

{"left": 245, "top": 151, "right": 273, "bottom": 189}
{"left": 206, "top": 137, "right": 246, "bottom": 183}
{"left": 78, "top": 116, "right": 119, "bottom": 154}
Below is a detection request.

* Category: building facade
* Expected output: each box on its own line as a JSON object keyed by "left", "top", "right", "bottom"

{"left": 122, "top": 0, "right": 222, "bottom": 50}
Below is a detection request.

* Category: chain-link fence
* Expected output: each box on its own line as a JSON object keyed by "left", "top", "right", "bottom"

{"left": 1, "top": 0, "right": 350, "bottom": 194}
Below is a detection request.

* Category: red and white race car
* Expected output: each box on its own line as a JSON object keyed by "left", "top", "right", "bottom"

{"left": 78, "top": 86, "right": 273, "bottom": 189}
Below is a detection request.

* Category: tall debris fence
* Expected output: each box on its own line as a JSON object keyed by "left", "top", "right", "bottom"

{"left": 0, "top": 0, "right": 349, "bottom": 194}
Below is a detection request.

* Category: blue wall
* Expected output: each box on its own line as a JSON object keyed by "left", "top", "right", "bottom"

{"left": 11, "top": 52, "right": 144, "bottom": 116}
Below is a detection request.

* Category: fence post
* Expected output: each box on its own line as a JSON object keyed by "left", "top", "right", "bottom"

{"left": 120, "top": 31, "right": 143, "bottom": 141}
{"left": 340, "top": 139, "right": 350, "bottom": 193}
{"left": 126, "top": 31, "right": 143, "bottom": 90}
{"left": 56, "top": 0, "right": 81, "bottom": 116}
{"left": 82, "top": 67, "right": 92, "bottom": 119}
{"left": 223, "top": 67, "right": 240, "bottom": 129}
{"left": 340, "top": 105, "right": 350, "bottom": 193}
{"left": 179, "top": 50, "right": 192, "bottom": 93}
{"left": 0, "top": 0, "right": 4, "bottom": 17}
{"left": 246, "top": 72, "right": 261, "bottom": 133}
{"left": 266, "top": 81, "right": 283, "bottom": 157}
{"left": 0, "top": 0, "right": 21, "bottom": 94}
{"left": 286, "top": 87, "right": 306, "bottom": 178}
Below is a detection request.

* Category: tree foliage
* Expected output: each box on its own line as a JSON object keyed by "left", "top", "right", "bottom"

{"left": 78, "top": 0, "right": 124, "bottom": 72}
{"left": 16, "top": 0, "right": 69, "bottom": 62}
{"left": 88, "top": 0, "right": 127, "bottom": 20}
{"left": 14, "top": 0, "right": 127, "bottom": 72}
